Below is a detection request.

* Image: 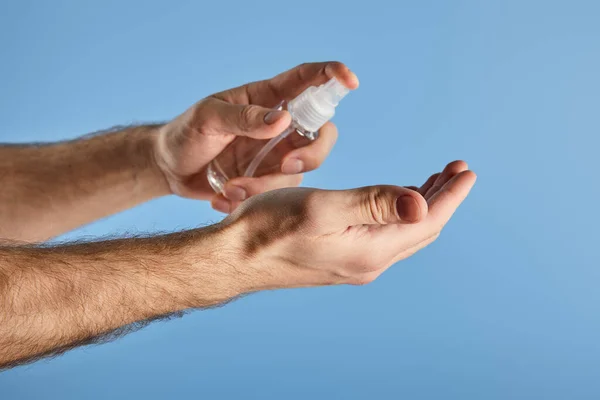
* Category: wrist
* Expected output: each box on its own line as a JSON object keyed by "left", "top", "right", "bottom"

{"left": 150, "top": 124, "right": 183, "bottom": 197}
{"left": 181, "top": 223, "right": 258, "bottom": 306}
{"left": 206, "top": 216, "right": 302, "bottom": 295}
{"left": 134, "top": 124, "right": 172, "bottom": 197}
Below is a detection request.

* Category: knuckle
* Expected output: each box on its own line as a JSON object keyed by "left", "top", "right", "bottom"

{"left": 294, "top": 62, "right": 309, "bottom": 73}
{"left": 295, "top": 64, "right": 308, "bottom": 82}
{"left": 191, "top": 100, "right": 215, "bottom": 132}
{"left": 238, "top": 105, "right": 258, "bottom": 132}
{"left": 266, "top": 79, "right": 284, "bottom": 101}
{"left": 361, "top": 187, "right": 394, "bottom": 225}
{"left": 297, "top": 62, "right": 310, "bottom": 71}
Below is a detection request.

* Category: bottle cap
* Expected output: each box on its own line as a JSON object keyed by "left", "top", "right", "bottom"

{"left": 287, "top": 77, "right": 351, "bottom": 132}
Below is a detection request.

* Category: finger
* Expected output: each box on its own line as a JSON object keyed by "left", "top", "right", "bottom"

{"left": 367, "top": 169, "right": 475, "bottom": 262}
{"left": 222, "top": 173, "right": 303, "bottom": 202}
{"left": 263, "top": 62, "right": 359, "bottom": 104}
{"left": 215, "top": 62, "right": 359, "bottom": 107}
{"left": 211, "top": 194, "right": 232, "bottom": 214}
{"left": 201, "top": 98, "right": 292, "bottom": 139}
{"left": 418, "top": 173, "right": 440, "bottom": 196}
{"left": 427, "top": 170, "right": 477, "bottom": 227}
{"left": 316, "top": 185, "right": 428, "bottom": 228}
{"left": 405, "top": 186, "right": 419, "bottom": 192}
{"left": 425, "top": 160, "right": 469, "bottom": 199}
{"left": 280, "top": 122, "right": 338, "bottom": 174}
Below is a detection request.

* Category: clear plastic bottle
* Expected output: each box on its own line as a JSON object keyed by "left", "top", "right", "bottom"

{"left": 207, "top": 77, "right": 351, "bottom": 193}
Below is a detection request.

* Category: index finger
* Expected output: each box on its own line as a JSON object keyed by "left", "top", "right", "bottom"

{"left": 214, "top": 62, "right": 359, "bottom": 107}
{"left": 426, "top": 170, "right": 477, "bottom": 228}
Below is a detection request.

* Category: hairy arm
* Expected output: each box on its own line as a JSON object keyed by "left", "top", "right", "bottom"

{"left": 0, "top": 160, "right": 476, "bottom": 371}
{"left": 0, "top": 225, "right": 246, "bottom": 370}
{"left": 0, "top": 125, "right": 169, "bottom": 242}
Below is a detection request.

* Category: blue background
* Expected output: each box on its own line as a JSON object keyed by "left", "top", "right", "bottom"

{"left": 1, "top": 0, "right": 599, "bottom": 398}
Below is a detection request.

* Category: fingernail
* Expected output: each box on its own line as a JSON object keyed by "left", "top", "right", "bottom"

{"left": 224, "top": 185, "right": 247, "bottom": 202}
{"left": 264, "top": 110, "right": 286, "bottom": 125}
{"left": 213, "top": 197, "right": 231, "bottom": 214}
{"left": 281, "top": 159, "right": 304, "bottom": 174}
{"left": 396, "top": 195, "right": 421, "bottom": 222}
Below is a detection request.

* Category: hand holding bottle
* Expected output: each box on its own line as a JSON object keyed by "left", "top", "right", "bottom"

{"left": 153, "top": 62, "right": 359, "bottom": 213}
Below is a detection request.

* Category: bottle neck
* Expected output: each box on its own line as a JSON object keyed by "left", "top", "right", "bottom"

{"left": 289, "top": 118, "right": 318, "bottom": 141}
{"left": 286, "top": 88, "right": 334, "bottom": 134}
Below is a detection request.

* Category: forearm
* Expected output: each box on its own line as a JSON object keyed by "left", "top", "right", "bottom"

{"left": 0, "top": 125, "right": 170, "bottom": 242}
{"left": 0, "top": 225, "right": 246, "bottom": 369}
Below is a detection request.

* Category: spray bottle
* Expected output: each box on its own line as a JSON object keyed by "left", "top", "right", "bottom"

{"left": 207, "top": 77, "right": 352, "bottom": 193}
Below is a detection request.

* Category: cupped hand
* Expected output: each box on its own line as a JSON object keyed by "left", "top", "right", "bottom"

{"left": 220, "top": 161, "right": 476, "bottom": 290}
{"left": 153, "top": 62, "right": 359, "bottom": 213}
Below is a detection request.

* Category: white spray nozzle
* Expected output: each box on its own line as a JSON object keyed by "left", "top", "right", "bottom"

{"left": 319, "top": 77, "right": 350, "bottom": 106}
{"left": 287, "top": 77, "right": 351, "bottom": 133}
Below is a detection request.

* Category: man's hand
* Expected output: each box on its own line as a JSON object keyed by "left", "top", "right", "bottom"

{"left": 0, "top": 160, "right": 474, "bottom": 369}
{"left": 153, "top": 62, "right": 359, "bottom": 213}
{"left": 223, "top": 161, "right": 476, "bottom": 290}
{"left": 0, "top": 61, "right": 357, "bottom": 241}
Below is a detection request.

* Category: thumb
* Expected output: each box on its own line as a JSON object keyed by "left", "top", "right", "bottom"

{"left": 206, "top": 98, "right": 292, "bottom": 139}
{"left": 318, "top": 185, "right": 428, "bottom": 228}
